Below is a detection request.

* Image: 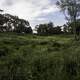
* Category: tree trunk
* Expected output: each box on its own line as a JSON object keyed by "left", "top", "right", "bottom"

{"left": 73, "top": 18, "right": 79, "bottom": 40}
{"left": 73, "top": 23, "right": 77, "bottom": 40}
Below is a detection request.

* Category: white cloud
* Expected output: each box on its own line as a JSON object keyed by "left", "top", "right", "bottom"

{"left": 37, "top": 18, "right": 46, "bottom": 21}
{"left": 0, "top": 0, "right": 60, "bottom": 27}
{"left": 42, "top": 5, "right": 59, "bottom": 14}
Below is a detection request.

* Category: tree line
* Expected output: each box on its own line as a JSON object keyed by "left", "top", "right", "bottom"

{"left": 35, "top": 22, "right": 62, "bottom": 35}
{"left": 56, "top": 0, "right": 80, "bottom": 40}
{"left": 34, "top": 19, "right": 80, "bottom": 35}
{"left": 0, "top": 11, "right": 80, "bottom": 37}
{"left": 0, "top": 13, "right": 32, "bottom": 33}
{"left": 0, "top": 0, "right": 80, "bottom": 40}
{"left": 34, "top": 0, "right": 80, "bottom": 40}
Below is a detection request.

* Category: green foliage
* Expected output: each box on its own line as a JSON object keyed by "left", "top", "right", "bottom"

{"left": 0, "top": 33, "right": 80, "bottom": 80}
{"left": 0, "top": 13, "right": 32, "bottom": 34}
{"left": 56, "top": 0, "right": 80, "bottom": 40}
{"left": 36, "top": 22, "right": 62, "bottom": 35}
{"left": 63, "top": 19, "right": 80, "bottom": 34}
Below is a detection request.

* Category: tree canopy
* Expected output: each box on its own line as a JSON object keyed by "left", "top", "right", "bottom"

{"left": 56, "top": 0, "right": 80, "bottom": 40}
{"left": 35, "top": 22, "right": 62, "bottom": 35}
{"left": 0, "top": 13, "right": 32, "bottom": 33}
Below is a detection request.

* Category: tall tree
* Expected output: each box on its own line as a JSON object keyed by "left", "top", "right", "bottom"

{"left": 56, "top": 0, "right": 80, "bottom": 40}
{"left": 36, "top": 22, "right": 62, "bottom": 35}
{"left": 36, "top": 22, "right": 54, "bottom": 35}
{"left": 0, "top": 12, "right": 32, "bottom": 33}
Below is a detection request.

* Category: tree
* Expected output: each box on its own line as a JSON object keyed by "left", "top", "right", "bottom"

{"left": 63, "top": 19, "right": 80, "bottom": 35}
{"left": 25, "top": 27, "right": 33, "bottom": 34}
{"left": 56, "top": 0, "right": 80, "bottom": 40}
{"left": 36, "top": 22, "right": 54, "bottom": 35}
{"left": 47, "top": 22, "right": 54, "bottom": 34}
{"left": 0, "top": 13, "right": 32, "bottom": 33}
{"left": 14, "top": 18, "right": 32, "bottom": 33}
{"left": 68, "top": 19, "right": 80, "bottom": 35}
{"left": 63, "top": 24, "right": 69, "bottom": 33}
{"left": 54, "top": 26, "right": 62, "bottom": 34}
{"left": 0, "top": 14, "right": 10, "bottom": 32}
{"left": 36, "top": 22, "right": 62, "bottom": 35}
{"left": 0, "top": 9, "right": 32, "bottom": 33}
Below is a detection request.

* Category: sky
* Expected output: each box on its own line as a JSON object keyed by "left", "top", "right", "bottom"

{"left": 0, "top": 0, "right": 66, "bottom": 28}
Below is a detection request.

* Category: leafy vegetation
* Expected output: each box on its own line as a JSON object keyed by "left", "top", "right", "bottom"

{"left": 0, "top": 0, "right": 80, "bottom": 80}
{"left": 35, "top": 22, "right": 62, "bottom": 35}
{"left": 0, "top": 33, "right": 79, "bottom": 80}
{"left": 56, "top": 0, "right": 80, "bottom": 40}
{"left": 0, "top": 13, "right": 32, "bottom": 33}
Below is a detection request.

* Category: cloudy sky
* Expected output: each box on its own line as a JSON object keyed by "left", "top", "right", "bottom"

{"left": 0, "top": 0, "right": 66, "bottom": 28}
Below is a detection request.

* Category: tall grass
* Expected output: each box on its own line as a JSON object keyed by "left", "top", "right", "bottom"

{"left": 0, "top": 33, "right": 79, "bottom": 80}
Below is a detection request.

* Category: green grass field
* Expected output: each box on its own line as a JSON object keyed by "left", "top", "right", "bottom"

{"left": 0, "top": 33, "right": 80, "bottom": 80}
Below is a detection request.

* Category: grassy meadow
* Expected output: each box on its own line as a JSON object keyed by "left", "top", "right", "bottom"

{"left": 0, "top": 33, "right": 80, "bottom": 80}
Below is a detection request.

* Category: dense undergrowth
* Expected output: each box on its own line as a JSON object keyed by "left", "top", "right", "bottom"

{"left": 0, "top": 33, "right": 80, "bottom": 80}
